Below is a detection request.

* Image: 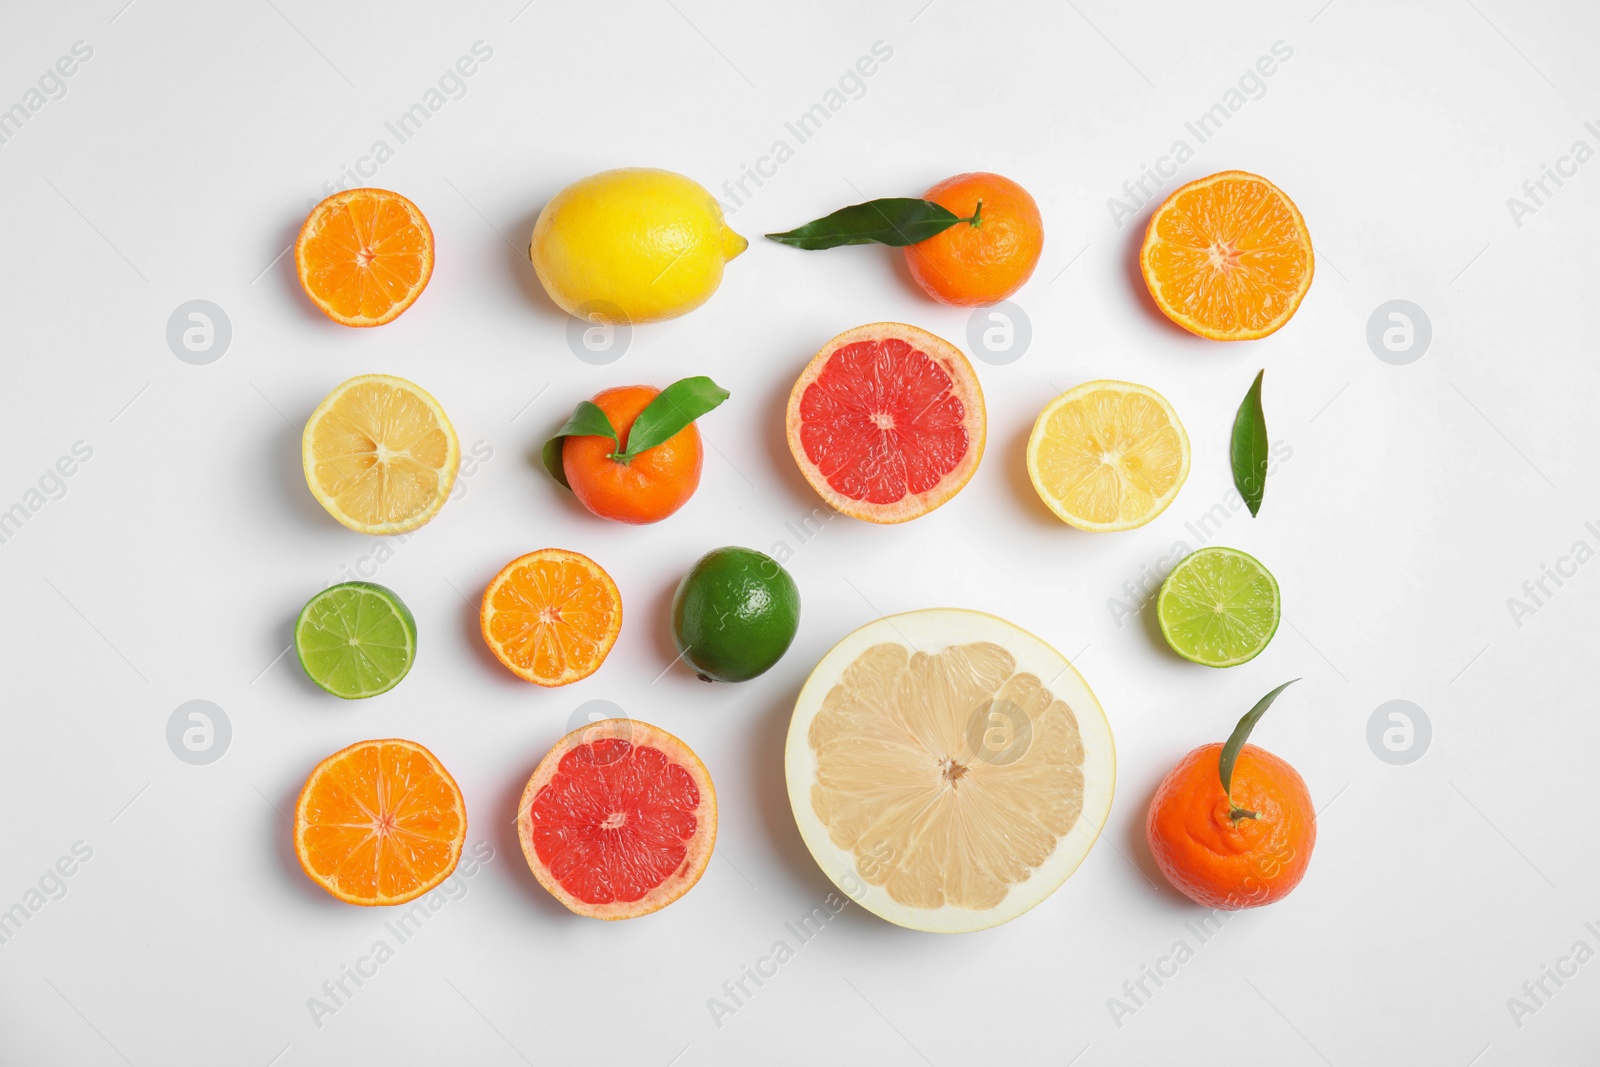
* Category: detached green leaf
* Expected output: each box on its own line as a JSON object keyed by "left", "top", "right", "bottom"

{"left": 1219, "top": 679, "right": 1300, "bottom": 820}
{"left": 621, "top": 376, "right": 730, "bottom": 459}
{"left": 1231, "top": 369, "right": 1268, "bottom": 517}
{"left": 765, "top": 198, "right": 965, "bottom": 249}
{"left": 541, "top": 401, "right": 617, "bottom": 489}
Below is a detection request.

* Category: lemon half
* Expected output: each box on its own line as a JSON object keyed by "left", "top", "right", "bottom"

{"left": 302, "top": 374, "right": 459, "bottom": 535}
{"left": 1026, "top": 380, "right": 1190, "bottom": 532}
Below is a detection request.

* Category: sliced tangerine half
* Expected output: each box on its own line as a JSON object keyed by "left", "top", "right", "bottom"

{"left": 517, "top": 719, "right": 716, "bottom": 919}
{"left": 480, "top": 549, "right": 622, "bottom": 687}
{"left": 294, "top": 738, "right": 466, "bottom": 907}
{"left": 296, "top": 188, "right": 434, "bottom": 327}
{"left": 1140, "top": 171, "right": 1313, "bottom": 341}
{"left": 786, "top": 322, "right": 986, "bottom": 523}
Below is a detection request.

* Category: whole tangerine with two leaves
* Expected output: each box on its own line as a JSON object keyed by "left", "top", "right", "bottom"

{"left": 542, "top": 376, "right": 729, "bottom": 525}
{"left": 1146, "top": 680, "right": 1316, "bottom": 910}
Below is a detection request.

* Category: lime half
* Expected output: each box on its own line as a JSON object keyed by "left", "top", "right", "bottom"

{"left": 1156, "top": 547, "right": 1280, "bottom": 667}
{"left": 295, "top": 582, "right": 417, "bottom": 698}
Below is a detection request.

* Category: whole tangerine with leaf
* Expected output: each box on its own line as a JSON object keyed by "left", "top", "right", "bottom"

{"left": 1146, "top": 680, "right": 1316, "bottom": 910}
{"left": 904, "top": 172, "right": 1044, "bottom": 306}
{"left": 543, "top": 376, "right": 729, "bottom": 525}
{"left": 765, "top": 171, "right": 1044, "bottom": 306}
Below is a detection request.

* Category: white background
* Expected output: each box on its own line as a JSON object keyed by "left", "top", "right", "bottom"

{"left": 1, "top": 0, "right": 1595, "bottom": 1063}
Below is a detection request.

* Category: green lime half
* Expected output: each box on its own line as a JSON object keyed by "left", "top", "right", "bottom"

{"left": 1156, "top": 547, "right": 1280, "bottom": 668}
{"left": 295, "top": 582, "right": 417, "bottom": 698}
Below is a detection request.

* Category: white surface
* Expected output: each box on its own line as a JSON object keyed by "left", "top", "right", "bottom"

{"left": 0, "top": 1, "right": 1595, "bottom": 1064}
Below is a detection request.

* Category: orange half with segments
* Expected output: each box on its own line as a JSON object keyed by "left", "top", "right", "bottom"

{"left": 294, "top": 738, "right": 466, "bottom": 906}
{"left": 296, "top": 188, "right": 434, "bottom": 327}
{"left": 1140, "top": 171, "right": 1313, "bottom": 341}
{"left": 480, "top": 549, "right": 622, "bottom": 687}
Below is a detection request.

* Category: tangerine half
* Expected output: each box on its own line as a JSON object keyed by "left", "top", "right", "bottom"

{"left": 1139, "top": 171, "right": 1313, "bottom": 341}
{"left": 294, "top": 738, "right": 466, "bottom": 907}
{"left": 480, "top": 549, "right": 622, "bottom": 687}
{"left": 295, "top": 188, "right": 434, "bottom": 327}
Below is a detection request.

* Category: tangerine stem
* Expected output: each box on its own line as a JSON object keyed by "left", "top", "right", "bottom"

{"left": 964, "top": 198, "right": 984, "bottom": 228}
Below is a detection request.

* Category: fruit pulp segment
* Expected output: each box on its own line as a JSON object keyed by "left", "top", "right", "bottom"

{"left": 799, "top": 338, "right": 969, "bottom": 505}
{"left": 302, "top": 195, "right": 430, "bottom": 320}
{"left": 1146, "top": 178, "right": 1308, "bottom": 334}
{"left": 485, "top": 556, "right": 618, "bottom": 679}
{"left": 529, "top": 739, "right": 702, "bottom": 904}
{"left": 309, "top": 382, "right": 451, "bottom": 524}
{"left": 299, "top": 742, "right": 463, "bottom": 900}
{"left": 1034, "top": 390, "right": 1185, "bottom": 524}
{"left": 297, "top": 586, "right": 413, "bottom": 696}
{"left": 807, "top": 641, "right": 1085, "bottom": 910}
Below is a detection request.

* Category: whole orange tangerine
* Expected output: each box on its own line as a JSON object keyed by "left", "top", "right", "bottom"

{"left": 904, "top": 172, "right": 1043, "bottom": 307}
{"left": 1146, "top": 741, "right": 1315, "bottom": 910}
{"left": 563, "top": 385, "right": 703, "bottom": 525}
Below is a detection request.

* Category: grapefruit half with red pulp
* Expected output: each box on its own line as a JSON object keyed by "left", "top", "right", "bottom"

{"left": 517, "top": 719, "right": 716, "bottom": 919}
{"left": 786, "top": 322, "right": 986, "bottom": 523}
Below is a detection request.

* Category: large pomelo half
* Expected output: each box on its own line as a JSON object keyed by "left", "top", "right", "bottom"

{"left": 785, "top": 609, "right": 1114, "bottom": 932}
{"left": 786, "top": 323, "right": 986, "bottom": 523}
{"left": 517, "top": 719, "right": 716, "bottom": 919}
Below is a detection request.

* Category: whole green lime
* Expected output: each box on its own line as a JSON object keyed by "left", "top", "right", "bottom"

{"left": 672, "top": 547, "right": 800, "bottom": 682}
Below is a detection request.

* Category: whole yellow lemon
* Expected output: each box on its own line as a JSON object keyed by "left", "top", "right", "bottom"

{"left": 529, "top": 168, "right": 747, "bottom": 324}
